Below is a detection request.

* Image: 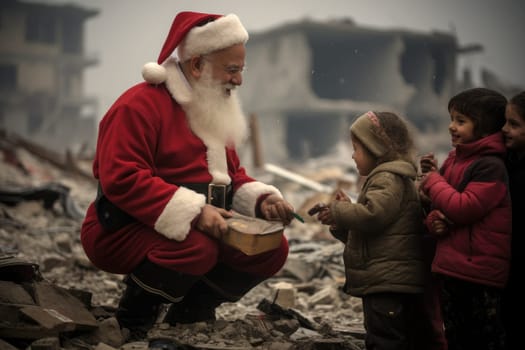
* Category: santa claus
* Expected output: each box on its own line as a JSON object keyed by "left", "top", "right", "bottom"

{"left": 80, "top": 11, "right": 295, "bottom": 339}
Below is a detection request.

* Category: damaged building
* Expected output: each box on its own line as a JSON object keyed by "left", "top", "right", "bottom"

{"left": 1, "top": 3, "right": 511, "bottom": 165}
{"left": 0, "top": 0, "right": 98, "bottom": 157}
{"left": 240, "top": 18, "right": 474, "bottom": 164}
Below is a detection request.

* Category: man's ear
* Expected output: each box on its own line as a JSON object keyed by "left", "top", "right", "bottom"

{"left": 188, "top": 56, "right": 204, "bottom": 78}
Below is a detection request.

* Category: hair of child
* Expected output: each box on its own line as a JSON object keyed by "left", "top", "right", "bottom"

{"left": 509, "top": 91, "right": 525, "bottom": 119}
{"left": 448, "top": 87, "right": 507, "bottom": 138}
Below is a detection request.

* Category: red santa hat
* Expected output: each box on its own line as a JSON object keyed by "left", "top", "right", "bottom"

{"left": 142, "top": 11, "right": 249, "bottom": 84}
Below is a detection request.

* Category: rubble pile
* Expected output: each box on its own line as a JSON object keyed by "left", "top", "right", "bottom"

{"left": 0, "top": 135, "right": 365, "bottom": 349}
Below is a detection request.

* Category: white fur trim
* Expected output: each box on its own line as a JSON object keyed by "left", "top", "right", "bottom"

{"left": 154, "top": 187, "right": 206, "bottom": 241}
{"left": 232, "top": 181, "right": 282, "bottom": 216}
{"left": 187, "top": 125, "right": 231, "bottom": 184}
{"left": 205, "top": 141, "right": 231, "bottom": 184}
{"left": 142, "top": 62, "right": 167, "bottom": 84}
{"left": 163, "top": 58, "right": 192, "bottom": 105}
{"left": 142, "top": 58, "right": 192, "bottom": 105}
{"left": 178, "top": 14, "right": 248, "bottom": 61}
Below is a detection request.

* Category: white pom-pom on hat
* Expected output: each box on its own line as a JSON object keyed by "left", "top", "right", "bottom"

{"left": 142, "top": 62, "right": 167, "bottom": 84}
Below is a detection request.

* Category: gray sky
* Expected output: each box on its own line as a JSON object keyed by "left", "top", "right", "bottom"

{"left": 41, "top": 0, "right": 525, "bottom": 116}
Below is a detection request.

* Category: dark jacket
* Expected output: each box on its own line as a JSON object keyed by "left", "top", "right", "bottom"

{"left": 506, "top": 151, "right": 525, "bottom": 286}
{"left": 331, "top": 160, "right": 425, "bottom": 297}
{"left": 422, "top": 132, "right": 511, "bottom": 288}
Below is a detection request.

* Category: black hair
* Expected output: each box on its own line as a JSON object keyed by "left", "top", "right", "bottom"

{"left": 448, "top": 87, "right": 507, "bottom": 138}
{"left": 509, "top": 91, "right": 525, "bottom": 121}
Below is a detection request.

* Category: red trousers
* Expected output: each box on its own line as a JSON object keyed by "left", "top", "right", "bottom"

{"left": 81, "top": 204, "right": 288, "bottom": 278}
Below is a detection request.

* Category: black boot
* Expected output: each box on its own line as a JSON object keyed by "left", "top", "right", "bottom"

{"left": 164, "top": 281, "right": 220, "bottom": 324}
{"left": 116, "top": 276, "right": 162, "bottom": 340}
{"left": 164, "top": 263, "right": 266, "bottom": 325}
{"left": 118, "top": 259, "right": 201, "bottom": 334}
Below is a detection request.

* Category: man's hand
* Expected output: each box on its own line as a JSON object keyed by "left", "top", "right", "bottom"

{"left": 195, "top": 204, "right": 232, "bottom": 240}
{"left": 260, "top": 194, "right": 294, "bottom": 225}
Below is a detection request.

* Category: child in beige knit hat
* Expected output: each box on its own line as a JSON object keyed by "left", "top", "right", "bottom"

{"left": 312, "top": 111, "right": 428, "bottom": 349}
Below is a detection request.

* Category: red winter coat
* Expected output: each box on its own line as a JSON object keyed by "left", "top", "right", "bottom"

{"left": 422, "top": 132, "right": 511, "bottom": 288}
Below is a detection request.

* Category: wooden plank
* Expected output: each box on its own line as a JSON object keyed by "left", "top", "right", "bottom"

{"left": 20, "top": 305, "right": 76, "bottom": 332}
{"left": 0, "top": 281, "right": 35, "bottom": 306}
{"left": 32, "top": 281, "right": 98, "bottom": 331}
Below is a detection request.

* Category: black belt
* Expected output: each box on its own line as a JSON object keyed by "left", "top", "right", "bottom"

{"left": 179, "top": 183, "right": 233, "bottom": 210}
{"left": 95, "top": 182, "right": 232, "bottom": 231}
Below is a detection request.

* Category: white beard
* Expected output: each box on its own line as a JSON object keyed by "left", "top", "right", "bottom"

{"left": 184, "top": 65, "right": 247, "bottom": 148}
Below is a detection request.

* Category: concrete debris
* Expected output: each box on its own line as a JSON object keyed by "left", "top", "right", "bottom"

{"left": 269, "top": 282, "right": 296, "bottom": 308}
{"left": 0, "top": 182, "right": 85, "bottom": 220}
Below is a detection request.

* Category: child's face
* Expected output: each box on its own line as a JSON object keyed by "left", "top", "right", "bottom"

{"left": 502, "top": 103, "right": 525, "bottom": 153}
{"left": 448, "top": 108, "right": 476, "bottom": 146}
{"left": 351, "top": 136, "right": 376, "bottom": 176}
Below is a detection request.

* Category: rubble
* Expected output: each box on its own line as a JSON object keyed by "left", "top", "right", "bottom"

{"left": 0, "top": 134, "right": 366, "bottom": 349}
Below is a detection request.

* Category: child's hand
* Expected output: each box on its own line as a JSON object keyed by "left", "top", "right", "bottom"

{"left": 308, "top": 203, "right": 328, "bottom": 216}
{"left": 317, "top": 206, "right": 334, "bottom": 226}
{"left": 426, "top": 209, "right": 452, "bottom": 236}
{"left": 420, "top": 153, "right": 438, "bottom": 174}
{"left": 334, "top": 189, "right": 351, "bottom": 202}
{"left": 431, "top": 219, "right": 449, "bottom": 236}
{"left": 307, "top": 203, "right": 334, "bottom": 225}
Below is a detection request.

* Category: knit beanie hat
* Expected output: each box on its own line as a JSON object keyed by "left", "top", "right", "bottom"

{"left": 350, "top": 111, "right": 389, "bottom": 157}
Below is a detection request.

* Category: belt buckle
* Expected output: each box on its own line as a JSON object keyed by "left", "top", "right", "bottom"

{"left": 208, "top": 184, "right": 227, "bottom": 209}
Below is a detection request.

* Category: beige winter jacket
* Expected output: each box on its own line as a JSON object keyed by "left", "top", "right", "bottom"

{"left": 331, "top": 160, "right": 425, "bottom": 297}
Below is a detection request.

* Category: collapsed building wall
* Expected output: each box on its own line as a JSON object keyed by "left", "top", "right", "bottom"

{"left": 0, "top": 0, "right": 99, "bottom": 157}
{"left": 240, "top": 19, "right": 459, "bottom": 164}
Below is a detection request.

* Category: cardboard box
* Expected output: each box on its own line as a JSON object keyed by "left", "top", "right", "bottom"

{"left": 223, "top": 214, "right": 284, "bottom": 255}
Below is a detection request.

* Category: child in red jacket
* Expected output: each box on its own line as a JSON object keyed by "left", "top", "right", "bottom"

{"left": 419, "top": 88, "right": 511, "bottom": 350}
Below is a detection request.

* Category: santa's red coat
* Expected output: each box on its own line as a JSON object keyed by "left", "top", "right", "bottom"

{"left": 81, "top": 79, "right": 287, "bottom": 276}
